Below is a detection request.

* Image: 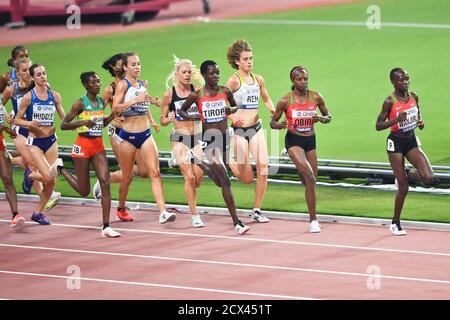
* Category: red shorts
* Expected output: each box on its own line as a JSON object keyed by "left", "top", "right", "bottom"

{"left": 71, "top": 135, "right": 105, "bottom": 159}
{"left": 0, "top": 134, "right": 5, "bottom": 152}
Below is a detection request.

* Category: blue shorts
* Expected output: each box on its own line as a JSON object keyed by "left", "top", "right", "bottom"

{"left": 29, "top": 134, "right": 57, "bottom": 153}
{"left": 118, "top": 128, "right": 151, "bottom": 149}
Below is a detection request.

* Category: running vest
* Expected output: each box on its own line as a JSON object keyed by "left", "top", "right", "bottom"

{"left": 76, "top": 96, "right": 105, "bottom": 137}
{"left": 197, "top": 87, "right": 228, "bottom": 124}
{"left": 11, "top": 81, "right": 28, "bottom": 115}
{"left": 121, "top": 79, "right": 149, "bottom": 117}
{"left": 388, "top": 94, "right": 419, "bottom": 133}
{"left": 285, "top": 91, "right": 317, "bottom": 133}
{"left": 233, "top": 72, "right": 260, "bottom": 110}
{"left": 169, "top": 84, "right": 198, "bottom": 121}
{"left": 26, "top": 88, "right": 56, "bottom": 127}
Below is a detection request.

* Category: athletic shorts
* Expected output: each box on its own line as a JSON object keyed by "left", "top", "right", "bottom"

{"left": 118, "top": 128, "right": 151, "bottom": 149}
{"left": 386, "top": 133, "right": 418, "bottom": 156}
{"left": 26, "top": 134, "right": 57, "bottom": 153}
{"left": 285, "top": 131, "right": 316, "bottom": 153}
{"left": 71, "top": 135, "right": 105, "bottom": 159}
{"left": 0, "top": 134, "right": 5, "bottom": 152}
{"left": 231, "top": 119, "right": 262, "bottom": 143}
{"left": 202, "top": 128, "right": 231, "bottom": 156}
{"left": 170, "top": 129, "right": 202, "bottom": 149}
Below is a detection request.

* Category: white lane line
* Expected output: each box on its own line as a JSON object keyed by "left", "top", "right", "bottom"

{"left": 207, "top": 18, "right": 450, "bottom": 30}
{"left": 1, "top": 243, "right": 449, "bottom": 285}
{"left": 0, "top": 270, "right": 315, "bottom": 300}
{"left": 1, "top": 219, "right": 449, "bottom": 257}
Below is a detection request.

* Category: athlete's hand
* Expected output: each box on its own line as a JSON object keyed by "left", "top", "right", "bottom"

{"left": 83, "top": 120, "right": 96, "bottom": 128}
{"left": 150, "top": 96, "right": 161, "bottom": 107}
{"left": 228, "top": 114, "right": 244, "bottom": 127}
{"left": 5, "top": 127, "right": 17, "bottom": 139}
{"left": 167, "top": 111, "right": 176, "bottom": 123}
{"left": 272, "top": 120, "right": 287, "bottom": 129}
{"left": 135, "top": 92, "right": 151, "bottom": 104}
{"left": 418, "top": 118, "right": 425, "bottom": 130}
{"left": 151, "top": 121, "right": 160, "bottom": 133}
{"left": 396, "top": 111, "right": 407, "bottom": 123}
{"left": 6, "top": 112, "right": 14, "bottom": 124}
{"left": 312, "top": 113, "right": 321, "bottom": 123}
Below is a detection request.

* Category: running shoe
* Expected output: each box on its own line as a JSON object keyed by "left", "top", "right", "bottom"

{"left": 101, "top": 227, "right": 121, "bottom": 238}
{"left": 22, "top": 168, "right": 33, "bottom": 194}
{"left": 191, "top": 215, "right": 205, "bottom": 228}
{"left": 92, "top": 180, "right": 101, "bottom": 200}
{"left": 251, "top": 210, "right": 270, "bottom": 223}
{"left": 159, "top": 210, "right": 176, "bottom": 224}
{"left": 234, "top": 220, "right": 250, "bottom": 235}
{"left": 44, "top": 191, "right": 61, "bottom": 210}
{"left": 11, "top": 214, "right": 25, "bottom": 229}
{"left": 309, "top": 220, "right": 321, "bottom": 233}
{"left": 31, "top": 212, "right": 51, "bottom": 225}
{"left": 390, "top": 221, "right": 407, "bottom": 236}
{"left": 116, "top": 207, "right": 134, "bottom": 222}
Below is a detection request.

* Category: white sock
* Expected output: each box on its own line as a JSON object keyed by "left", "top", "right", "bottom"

{"left": 252, "top": 208, "right": 261, "bottom": 214}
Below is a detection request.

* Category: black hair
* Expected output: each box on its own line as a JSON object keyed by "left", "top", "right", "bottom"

{"left": 290, "top": 66, "right": 308, "bottom": 90}
{"left": 80, "top": 71, "right": 97, "bottom": 85}
{"left": 7, "top": 46, "right": 27, "bottom": 67}
{"left": 200, "top": 60, "right": 217, "bottom": 75}
{"left": 102, "top": 53, "right": 125, "bottom": 77}
{"left": 29, "top": 63, "right": 43, "bottom": 77}
{"left": 390, "top": 67, "right": 404, "bottom": 81}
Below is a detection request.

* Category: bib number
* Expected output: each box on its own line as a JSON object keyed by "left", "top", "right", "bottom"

{"left": 25, "top": 136, "right": 34, "bottom": 146}
{"left": 107, "top": 125, "right": 116, "bottom": 136}
{"left": 72, "top": 144, "right": 82, "bottom": 155}
{"left": 387, "top": 139, "right": 395, "bottom": 152}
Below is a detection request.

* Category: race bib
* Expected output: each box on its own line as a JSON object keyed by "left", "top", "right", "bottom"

{"left": 87, "top": 116, "right": 104, "bottom": 137}
{"left": 241, "top": 88, "right": 259, "bottom": 109}
{"left": 387, "top": 138, "right": 395, "bottom": 152}
{"left": 292, "top": 110, "right": 316, "bottom": 132}
{"left": 25, "top": 136, "right": 34, "bottom": 146}
{"left": 72, "top": 144, "right": 83, "bottom": 156}
{"left": 175, "top": 100, "right": 198, "bottom": 121}
{"left": 107, "top": 125, "right": 116, "bottom": 136}
{"left": 32, "top": 104, "right": 55, "bottom": 127}
{"left": 201, "top": 100, "right": 226, "bottom": 123}
{"left": 397, "top": 107, "right": 418, "bottom": 132}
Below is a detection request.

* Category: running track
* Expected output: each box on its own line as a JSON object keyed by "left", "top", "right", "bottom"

{"left": 1, "top": 199, "right": 449, "bottom": 299}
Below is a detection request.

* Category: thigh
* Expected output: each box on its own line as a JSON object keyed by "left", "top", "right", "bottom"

{"left": 405, "top": 147, "right": 433, "bottom": 178}
{"left": 305, "top": 149, "right": 318, "bottom": 177}
{"left": 29, "top": 145, "right": 51, "bottom": 173}
{"left": 44, "top": 142, "right": 58, "bottom": 165}
{"left": 388, "top": 152, "right": 407, "bottom": 182}
{"left": 248, "top": 129, "right": 268, "bottom": 166}
{"left": 119, "top": 140, "right": 137, "bottom": 177}
{"left": 140, "top": 136, "right": 160, "bottom": 171}
{"left": 287, "top": 146, "right": 312, "bottom": 174}
{"left": 172, "top": 140, "right": 189, "bottom": 165}
{"left": 0, "top": 151, "right": 12, "bottom": 180}
{"left": 14, "top": 135, "right": 35, "bottom": 167}
{"left": 72, "top": 157, "right": 92, "bottom": 186}
{"left": 233, "top": 134, "right": 250, "bottom": 165}
{"left": 91, "top": 151, "right": 110, "bottom": 181}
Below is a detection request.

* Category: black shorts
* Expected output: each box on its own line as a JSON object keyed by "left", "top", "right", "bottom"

{"left": 387, "top": 133, "right": 418, "bottom": 156}
{"left": 231, "top": 120, "right": 262, "bottom": 143}
{"left": 202, "top": 128, "right": 231, "bottom": 158}
{"left": 285, "top": 131, "right": 316, "bottom": 153}
{"left": 170, "top": 130, "right": 201, "bottom": 149}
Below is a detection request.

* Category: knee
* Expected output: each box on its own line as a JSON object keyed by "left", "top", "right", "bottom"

{"left": 298, "top": 169, "right": 315, "bottom": 185}
{"left": 423, "top": 175, "right": 438, "bottom": 187}
{"left": 149, "top": 168, "right": 161, "bottom": 180}
{"left": 122, "top": 175, "right": 133, "bottom": 186}
{"left": 397, "top": 179, "right": 409, "bottom": 193}
{"left": 2, "top": 175, "right": 14, "bottom": 187}
{"left": 184, "top": 174, "right": 196, "bottom": 187}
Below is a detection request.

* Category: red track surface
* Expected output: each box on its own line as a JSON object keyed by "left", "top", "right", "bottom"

{"left": 1, "top": 199, "right": 449, "bottom": 300}
{"left": 0, "top": 0, "right": 355, "bottom": 46}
